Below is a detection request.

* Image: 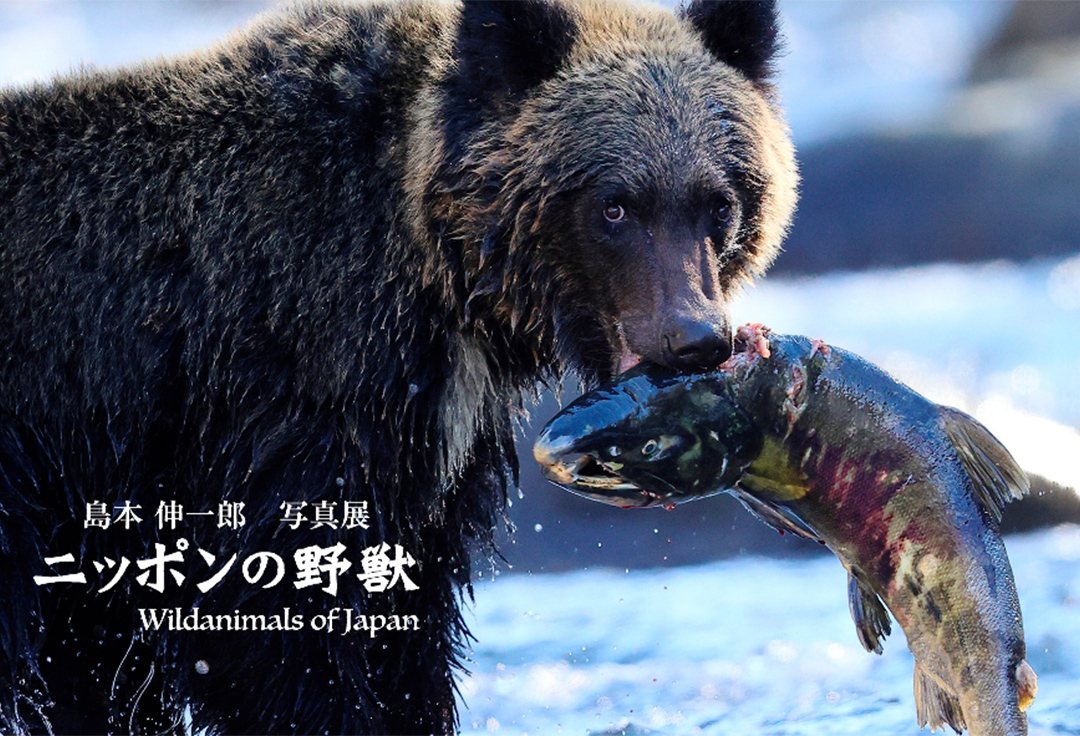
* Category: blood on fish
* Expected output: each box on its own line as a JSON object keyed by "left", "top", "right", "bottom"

{"left": 809, "top": 338, "right": 831, "bottom": 358}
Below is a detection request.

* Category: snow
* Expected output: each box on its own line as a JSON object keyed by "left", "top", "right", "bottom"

{"left": 775, "top": 1, "right": 1012, "bottom": 145}
{"left": 457, "top": 525, "right": 1080, "bottom": 736}
{"left": 0, "top": 1, "right": 270, "bottom": 89}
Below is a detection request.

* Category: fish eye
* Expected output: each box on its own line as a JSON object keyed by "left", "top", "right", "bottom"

{"left": 603, "top": 203, "right": 626, "bottom": 223}
{"left": 641, "top": 438, "right": 660, "bottom": 458}
{"left": 607, "top": 446, "right": 620, "bottom": 458}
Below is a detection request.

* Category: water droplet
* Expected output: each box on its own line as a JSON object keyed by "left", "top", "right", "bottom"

{"left": 195, "top": 660, "right": 210, "bottom": 675}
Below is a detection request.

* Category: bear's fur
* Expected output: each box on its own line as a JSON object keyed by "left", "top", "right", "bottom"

{"left": 0, "top": 0, "right": 796, "bottom": 733}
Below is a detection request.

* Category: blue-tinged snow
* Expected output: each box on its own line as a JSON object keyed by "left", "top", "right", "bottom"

{"left": 0, "top": 1, "right": 271, "bottom": 89}
{"left": 457, "top": 526, "right": 1080, "bottom": 736}
{"left": 776, "top": 1, "right": 1012, "bottom": 145}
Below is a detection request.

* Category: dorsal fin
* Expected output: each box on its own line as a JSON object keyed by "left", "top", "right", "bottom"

{"left": 938, "top": 406, "right": 1029, "bottom": 523}
{"left": 733, "top": 489, "right": 820, "bottom": 542}
{"left": 847, "top": 572, "right": 891, "bottom": 655}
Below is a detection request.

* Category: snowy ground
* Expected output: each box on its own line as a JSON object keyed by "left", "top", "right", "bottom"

{"left": 457, "top": 525, "right": 1080, "bottom": 736}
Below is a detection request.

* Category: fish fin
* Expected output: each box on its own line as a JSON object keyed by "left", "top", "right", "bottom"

{"left": 939, "top": 406, "right": 1030, "bottom": 523}
{"left": 742, "top": 436, "right": 810, "bottom": 501}
{"left": 914, "top": 661, "right": 966, "bottom": 734}
{"left": 734, "top": 490, "right": 820, "bottom": 542}
{"left": 1017, "top": 660, "right": 1038, "bottom": 712}
{"left": 847, "top": 572, "right": 891, "bottom": 655}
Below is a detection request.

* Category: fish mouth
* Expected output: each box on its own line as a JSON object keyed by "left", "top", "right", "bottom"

{"left": 532, "top": 437, "right": 636, "bottom": 491}
{"left": 533, "top": 435, "right": 656, "bottom": 508}
{"left": 546, "top": 452, "right": 639, "bottom": 492}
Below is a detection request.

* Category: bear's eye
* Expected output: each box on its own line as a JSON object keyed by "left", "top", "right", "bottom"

{"left": 603, "top": 204, "right": 626, "bottom": 223}
{"left": 713, "top": 198, "right": 732, "bottom": 226}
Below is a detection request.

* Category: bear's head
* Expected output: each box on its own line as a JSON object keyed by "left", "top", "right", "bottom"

{"left": 415, "top": 0, "right": 798, "bottom": 385}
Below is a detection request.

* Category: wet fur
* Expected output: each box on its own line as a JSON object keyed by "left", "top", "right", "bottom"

{"left": 0, "top": 0, "right": 795, "bottom": 733}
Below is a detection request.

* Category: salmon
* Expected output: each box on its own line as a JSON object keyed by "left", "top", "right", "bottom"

{"left": 533, "top": 324, "right": 1037, "bottom": 735}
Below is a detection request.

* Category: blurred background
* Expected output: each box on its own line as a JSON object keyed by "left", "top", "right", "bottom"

{"left": 2, "top": 2, "right": 1078, "bottom": 734}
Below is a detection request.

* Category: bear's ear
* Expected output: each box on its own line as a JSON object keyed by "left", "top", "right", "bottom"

{"left": 680, "top": 0, "right": 781, "bottom": 82}
{"left": 455, "top": 0, "right": 578, "bottom": 105}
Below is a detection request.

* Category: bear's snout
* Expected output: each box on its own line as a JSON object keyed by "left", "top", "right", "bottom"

{"left": 617, "top": 301, "right": 733, "bottom": 374}
{"left": 661, "top": 312, "right": 732, "bottom": 372}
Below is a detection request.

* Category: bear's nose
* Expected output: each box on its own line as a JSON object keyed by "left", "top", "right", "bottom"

{"left": 662, "top": 316, "right": 732, "bottom": 372}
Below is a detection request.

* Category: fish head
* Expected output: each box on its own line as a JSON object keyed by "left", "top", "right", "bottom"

{"left": 533, "top": 364, "right": 762, "bottom": 507}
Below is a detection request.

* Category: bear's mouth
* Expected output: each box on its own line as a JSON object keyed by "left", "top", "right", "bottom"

{"left": 612, "top": 321, "right": 643, "bottom": 375}
{"left": 617, "top": 348, "right": 642, "bottom": 374}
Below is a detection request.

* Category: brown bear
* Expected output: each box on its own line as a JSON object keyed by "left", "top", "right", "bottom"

{"left": 0, "top": 0, "right": 796, "bottom": 733}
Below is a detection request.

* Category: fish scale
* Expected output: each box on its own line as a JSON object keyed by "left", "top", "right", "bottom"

{"left": 534, "top": 324, "right": 1036, "bottom": 736}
